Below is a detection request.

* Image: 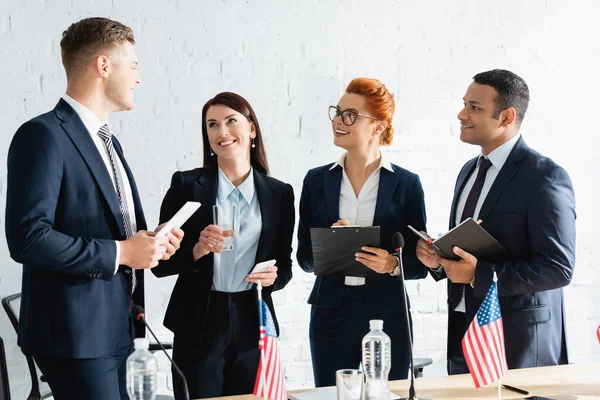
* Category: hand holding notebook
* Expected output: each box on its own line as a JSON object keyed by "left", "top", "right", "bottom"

{"left": 408, "top": 218, "right": 507, "bottom": 261}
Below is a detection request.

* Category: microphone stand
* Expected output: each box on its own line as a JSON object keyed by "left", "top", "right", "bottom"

{"left": 136, "top": 312, "right": 190, "bottom": 400}
{"left": 396, "top": 245, "right": 430, "bottom": 400}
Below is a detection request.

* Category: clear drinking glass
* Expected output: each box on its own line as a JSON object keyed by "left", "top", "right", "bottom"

{"left": 336, "top": 369, "right": 363, "bottom": 400}
{"left": 212, "top": 205, "right": 236, "bottom": 251}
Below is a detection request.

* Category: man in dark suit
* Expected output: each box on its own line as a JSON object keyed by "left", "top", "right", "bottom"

{"left": 416, "top": 69, "right": 576, "bottom": 375}
{"left": 5, "top": 18, "right": 182, "bottom": 399}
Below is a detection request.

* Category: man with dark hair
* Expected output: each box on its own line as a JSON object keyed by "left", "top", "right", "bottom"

{"left": 5, "top": 17, "right": 183, "bottom": 399}
{"left": 417, "top": 69, "right": 576, "bottom": 375}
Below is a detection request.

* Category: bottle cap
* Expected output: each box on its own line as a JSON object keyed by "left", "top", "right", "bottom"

{"left": 133, "top": 338, "right": 150, "bottom": 350}
{"left": 369, "top": 319, "right": 384, "bottom": 330}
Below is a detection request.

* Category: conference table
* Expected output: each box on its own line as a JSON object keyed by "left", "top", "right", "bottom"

{"left": 203, "top": 362, "right": 600, "bottom": 399}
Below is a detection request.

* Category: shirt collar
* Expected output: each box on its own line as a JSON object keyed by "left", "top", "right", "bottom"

{"left": 217, "top": 167, "right": 255, "bottom": 205}
{"left": 62, "top": 94, "right": 108, "bottom": 138}
{"left": 329, "top": 151, "right": 394, "bottom": 172}
{"left": 481, "top": 133, "right": 521, "bottom": 171}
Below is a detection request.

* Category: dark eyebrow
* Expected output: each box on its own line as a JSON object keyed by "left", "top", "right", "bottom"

{"left": 464, "top": 98, "right": 482, "bottom": 105}
{"left": 338, "top": 106, "right": 358, "bottom": 112}
{"left": 207, "top": 114, "right": 238, "bottom": 123}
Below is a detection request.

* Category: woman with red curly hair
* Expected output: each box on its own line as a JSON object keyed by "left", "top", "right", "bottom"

{"left": 297, "top": 77, "right": 428, "bottom": 386}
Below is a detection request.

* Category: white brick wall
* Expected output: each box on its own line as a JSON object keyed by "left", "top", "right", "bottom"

{"left": 1, "top": 0, "right": 599, "bottom": 397}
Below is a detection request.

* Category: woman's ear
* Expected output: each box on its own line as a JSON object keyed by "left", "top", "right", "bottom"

{"left": 374, "top": 120, "right": 388, "bottom": 135}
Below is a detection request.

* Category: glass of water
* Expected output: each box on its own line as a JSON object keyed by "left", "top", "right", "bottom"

{"left": 336, "top": 369, "right": 363, "bottom": 400}
{"left": 212, "top": 205, "right": 236, "bottom": 251}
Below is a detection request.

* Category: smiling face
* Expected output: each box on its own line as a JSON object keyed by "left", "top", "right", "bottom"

{"left": 457, "top": 82, "right": 513, "bottom": 152}
{"left": 331, "top": 92, "right": 381, "bottom": 151}
{"left": 205, "top": 104, "right": 256, "bottom": 163}
{"left": 104, "top": 41, "right": 141, "bottom": 111}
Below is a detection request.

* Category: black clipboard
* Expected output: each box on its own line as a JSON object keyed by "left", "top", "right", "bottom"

{"left": 408, "top": 218, "right": 507, "bottom": 261}
{"left": 310, "top": 226, "right": 380, "bottom": 278}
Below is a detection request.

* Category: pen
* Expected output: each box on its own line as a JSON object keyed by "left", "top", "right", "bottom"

{"left": 501, "top": 384, "right": 529, "bottom": 395}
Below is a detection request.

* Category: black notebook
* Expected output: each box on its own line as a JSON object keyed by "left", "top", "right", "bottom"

{"left": 408, "top": 218, "right": 507, "bottom": 261}
{"left": 310, "top": 226, "right": 381, "bottom": 278}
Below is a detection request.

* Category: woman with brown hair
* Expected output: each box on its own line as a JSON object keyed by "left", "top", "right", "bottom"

{"left": 153, "top": 92, "right": 295, "bottom": 399}
{"left": 297, "top": 78, "right": 428, "bottom": 386}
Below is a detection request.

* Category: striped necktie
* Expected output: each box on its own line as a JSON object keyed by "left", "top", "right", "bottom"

{"left": 97, "top": 124, "right": 136, "bottom": 290}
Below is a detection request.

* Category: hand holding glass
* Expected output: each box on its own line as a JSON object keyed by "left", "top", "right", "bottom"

{"left": 212, "top": 205, "right": 236, "bottom": 251}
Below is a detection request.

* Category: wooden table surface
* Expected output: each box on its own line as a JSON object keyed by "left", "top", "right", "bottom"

{"left": 202, "top": 362, "right": 600, "bottom": 399}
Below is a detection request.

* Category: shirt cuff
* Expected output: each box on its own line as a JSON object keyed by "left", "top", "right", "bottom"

{"left": 114, "top": 241, "right": 120, "bottom": 275}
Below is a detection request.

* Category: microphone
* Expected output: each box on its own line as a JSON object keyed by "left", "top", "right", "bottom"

{"left": 392, "top": 233, "right": 429, "bottom": 400}
{"left": 131, "top": 305, "right": 190, "bottom": 400}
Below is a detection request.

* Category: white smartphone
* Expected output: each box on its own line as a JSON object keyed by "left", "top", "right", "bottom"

{"left": 155, "top": 201, "right": 201, "bottom": 237}
{"left": 251, "top": 259, "right": 276, "bottom": 274}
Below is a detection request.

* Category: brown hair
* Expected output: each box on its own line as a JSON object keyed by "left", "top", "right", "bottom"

{"left": 60, "top": 17, "right": 135, "bottom": 79}
{"left": 346, "top": 78, "right": 395, "bottom": 145}
{"left": 201, "top": 92, "right": 270, "bottom": 175}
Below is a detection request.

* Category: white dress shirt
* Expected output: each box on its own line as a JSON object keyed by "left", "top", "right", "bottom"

{"left": 453, "top": 133, "right": 521, "bottom": 312}
{"left": 62, "top": 95, "right": 138, "bottom": 274}
{"left": 330, "top": 152, "right": 394, "bottom": 286}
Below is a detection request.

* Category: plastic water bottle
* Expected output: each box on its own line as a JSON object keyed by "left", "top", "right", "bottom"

{"left": 362, "top": 319, "right": 391, "bottom": 400}
{"left": 126, "top": 338, "right": 157, "bottom": 400}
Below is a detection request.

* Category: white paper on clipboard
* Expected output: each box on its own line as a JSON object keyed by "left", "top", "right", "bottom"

{"left": 155, "top": 201, "right": 201, "bottom": 237}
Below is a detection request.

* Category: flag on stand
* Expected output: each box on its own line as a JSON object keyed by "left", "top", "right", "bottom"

{"left": 253, "top": 287, "right": 287, "bottom": 400}
{"left": 462, "top": 277, "right": 508, "bottom": 388}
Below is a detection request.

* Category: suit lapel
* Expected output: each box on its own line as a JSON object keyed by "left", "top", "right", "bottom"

{"left": 477, "top": 137, "right": 527, "bottom": 223}
{"left": 55, "top": 99, "right": 125, "bottom": 237}
{"left": 449, "top": 158, "right": 478, "bottom": 229}
{"left": 324, "top": 166, "right": 343, "bottom": 224}
{"left": 193, "top": 168, "right": 218, "bottom": 223}
{"left": 373, "top": 167, "right": 401, "bottom": 225}
{"left": 254, "top": 171, "right": 274, "bottom": 264}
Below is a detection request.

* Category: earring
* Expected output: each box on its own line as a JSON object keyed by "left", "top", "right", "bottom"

{"left": 251, "top": 138, "right": 256, "bottom": 148}
{"left": 210, "top": 149, "right": 214, "bottom": 156}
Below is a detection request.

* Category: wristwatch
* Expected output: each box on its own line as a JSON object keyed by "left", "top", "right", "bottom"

{"left": 388, "top": 257, "right": 402, "bottom": 277}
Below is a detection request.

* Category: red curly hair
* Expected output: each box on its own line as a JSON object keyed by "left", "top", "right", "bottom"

{"left": 346, "top": 77, "right": 395, "bottom": 145}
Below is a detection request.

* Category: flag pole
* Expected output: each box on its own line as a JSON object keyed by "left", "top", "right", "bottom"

{"left": 257, "top": 280, "right": 267, "bottom": 400}
{"left": 497, "top": 378, "right": 501, "bottom": 399}
{"left": 495, "top": 271, "right": 501, "bottom": 400}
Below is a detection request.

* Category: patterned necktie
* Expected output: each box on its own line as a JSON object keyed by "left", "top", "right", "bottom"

{"left": 452, "top": 156, "right": 493, "bottom": 309}
{"left": 97, "top": 124, "right": 136, "bottom": 290}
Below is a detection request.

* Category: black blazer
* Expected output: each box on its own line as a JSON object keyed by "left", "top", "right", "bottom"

{"left": 152, "top": 167, "right": 295, "bottom": 339}
{"left": 433, "top": 137, "right": 576, "bottom": 368}
{"left": 5, "top": 99, "right": 147, "bottom": 358}
{"left": 297, "top": 162, "right": 428, "bottom": 311}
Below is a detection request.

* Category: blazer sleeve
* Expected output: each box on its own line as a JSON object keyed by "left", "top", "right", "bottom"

{"left": 5, "top": 121, "right": 117, "bottom": 279}
{"left": 151, "top": 171, "right": 203, "bottom": 278}
{"left": 474, "top": 164, "right": 576, "bottom": 297}
{"left": 265, "top": 183, "right": 295, "bottom": 295}
{"left": 296, "top": 173, "right": 315, "bottom": 272}
{"left": 400, "top": 174, "right": 429, "bottom": 280}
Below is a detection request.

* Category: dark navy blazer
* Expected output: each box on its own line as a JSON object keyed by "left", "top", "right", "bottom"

{"left": 5, "top": 99, "right": 147, "bottom": 358}
{"left": 297, "top": 162, "right": 429, "bottom": 311}
{"left": 434, "top": 137, "right": 576, "bottom": 368}
{"left": 151, "top": 167, "right": 295, "bottom": 340}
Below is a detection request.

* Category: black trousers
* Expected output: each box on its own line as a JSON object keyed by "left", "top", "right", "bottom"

{"left": 172, "top": 290, "right": 260, "bottom": 399}
{"left": 448, "top": 311, "right": 470, "bottom": 375}
{"left": 309, "top": 285, "right": 411, "bottom": 387}
{"left": 35, "top": 319, "right": 133, "bottom": 400}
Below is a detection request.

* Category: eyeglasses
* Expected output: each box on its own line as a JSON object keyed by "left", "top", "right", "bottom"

{"left": 328, "top": 105, "right": 379, "bottom": 126}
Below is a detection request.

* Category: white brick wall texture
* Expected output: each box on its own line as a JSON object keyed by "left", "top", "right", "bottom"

{"left": 1, "top": 0, "right": 599, "bottom": 397}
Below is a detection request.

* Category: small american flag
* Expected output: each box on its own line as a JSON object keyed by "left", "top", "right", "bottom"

{"left": 253, "top": 298, "right": 287, "bottom": 400}
{"left": 462, "top": 279, "right": 508, "bottom": 388}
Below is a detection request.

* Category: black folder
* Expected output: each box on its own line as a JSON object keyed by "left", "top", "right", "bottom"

{"left": 408, "top": 218, "right": 507, "bottom": 261}
{"left": 310, "top": 226, "right": 381, "bottom": 278}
